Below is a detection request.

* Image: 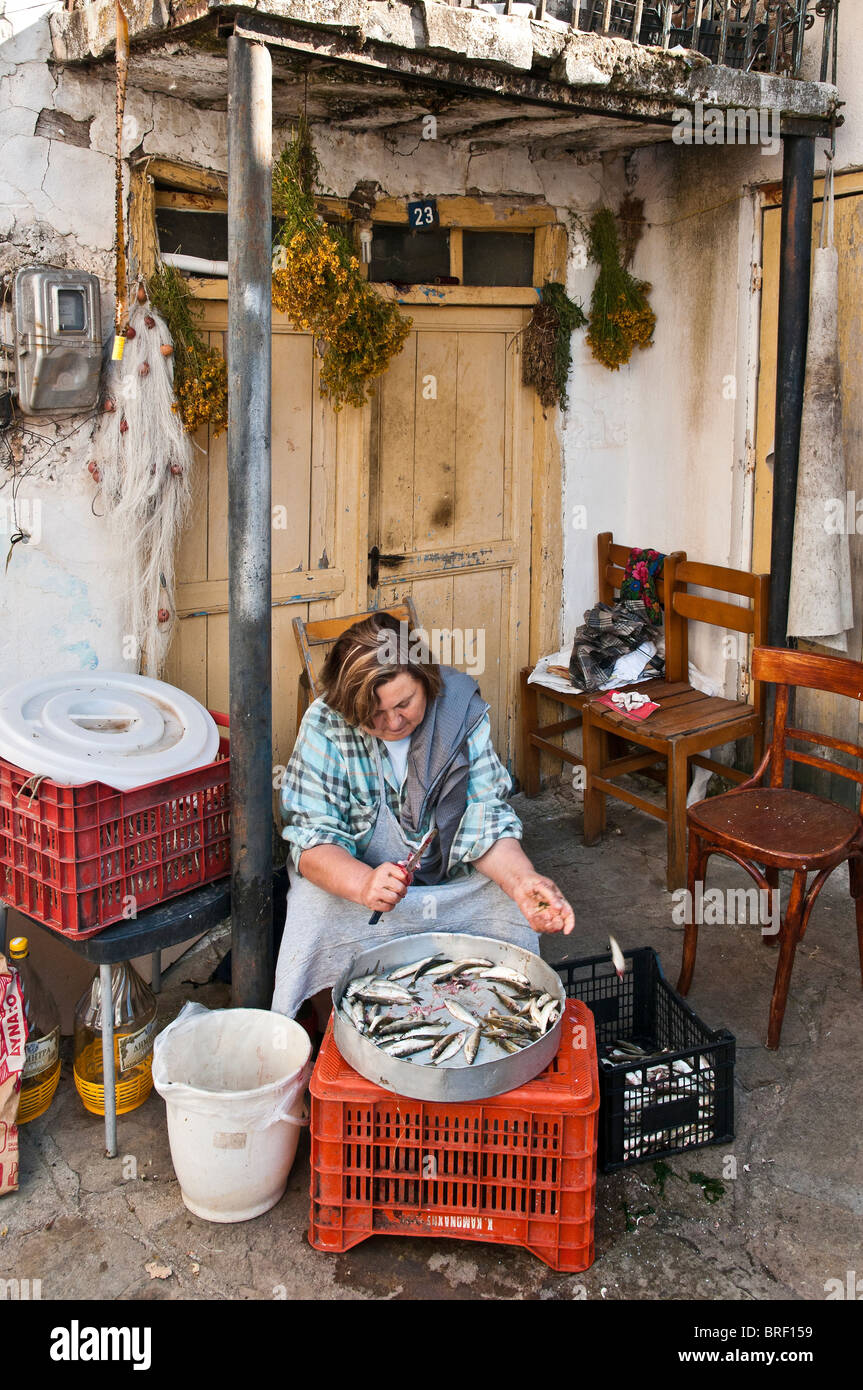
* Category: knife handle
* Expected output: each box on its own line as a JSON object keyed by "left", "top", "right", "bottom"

{"left": 368, "top": 909, "right": 383, "bottom": 926}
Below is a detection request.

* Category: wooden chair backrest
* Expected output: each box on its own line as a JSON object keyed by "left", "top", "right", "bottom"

{"left": 293, "top": 598, "right": 421, "bottom": 701}
{"left": 665, "top": 560, "right": 769, "bottom": 704}
{"left": 753, "top": 645, "right": 863, "bottom": 807}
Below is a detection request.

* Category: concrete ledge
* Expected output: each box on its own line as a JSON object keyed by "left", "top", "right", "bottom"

{"left": 49, "top": 0, "right": 839, "bottom": 126}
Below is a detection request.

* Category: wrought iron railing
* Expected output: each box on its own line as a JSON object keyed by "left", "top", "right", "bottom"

{"left": 440, "top": 1, "right": 840, "bottom": 80}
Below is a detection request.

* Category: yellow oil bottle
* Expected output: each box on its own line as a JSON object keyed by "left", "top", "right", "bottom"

{"left": 9, "top": 937, "right": 61, "bottom": 1123}
{"left": 73, "top": 961, "right": 158, "bottom": 1116}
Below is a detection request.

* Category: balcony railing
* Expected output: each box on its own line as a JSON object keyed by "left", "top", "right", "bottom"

{"left": 439, "top": 1, "right": 840, "bottom": 79}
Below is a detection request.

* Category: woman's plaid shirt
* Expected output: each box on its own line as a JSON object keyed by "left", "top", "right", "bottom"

{"left": 279, "top": 696, "right": 523, "bottom": 877}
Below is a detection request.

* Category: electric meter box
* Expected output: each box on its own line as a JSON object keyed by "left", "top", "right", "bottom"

{"left": 14, "top": 267, "right": 102, "bottom": 416}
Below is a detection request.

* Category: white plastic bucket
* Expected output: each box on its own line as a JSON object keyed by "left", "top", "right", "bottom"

{"left": 152, "top": 1004, "right": 312, "bottom": 1223}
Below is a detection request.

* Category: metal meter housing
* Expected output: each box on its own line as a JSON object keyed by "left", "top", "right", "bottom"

{"left": 14, "top": 267, "right": 102, "bottom": 415}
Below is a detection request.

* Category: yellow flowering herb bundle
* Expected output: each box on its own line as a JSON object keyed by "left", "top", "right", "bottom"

{"left": 147, "top": 262, "right": 228, "bottom": 435}
{"left": 586, "top": 207, "right": 656, "bottom": 372}
{"left": 272, "top": 119, "right": 410, "bottom": 410}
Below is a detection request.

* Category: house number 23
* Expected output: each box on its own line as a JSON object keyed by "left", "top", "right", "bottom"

{"left": 407, "top": 199, "right": 438, "bottom": 229}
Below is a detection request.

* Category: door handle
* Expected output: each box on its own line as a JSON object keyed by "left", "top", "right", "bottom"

{"left": 368, "top": 546, "right": 407, "bottom": 589}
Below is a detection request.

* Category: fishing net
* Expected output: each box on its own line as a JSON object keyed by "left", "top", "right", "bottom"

{"left": 90, "top": 300, "right": 193, "bottom": 676}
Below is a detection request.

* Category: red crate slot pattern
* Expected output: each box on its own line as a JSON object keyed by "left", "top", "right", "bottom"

{"left": 0, "top": 717, "right": 230, "bottom": 938}
{"left": 309, "top": 999, "right": 600, "bottom": 1273}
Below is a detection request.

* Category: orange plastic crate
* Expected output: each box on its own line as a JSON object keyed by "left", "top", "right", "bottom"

{"left": 309, "top": 998, "right": 600, "bottom": 1272}
{"left": 0, "top": 714, "right": 230, "bottom": 939}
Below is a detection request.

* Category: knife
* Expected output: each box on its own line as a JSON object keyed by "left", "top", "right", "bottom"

{"left": 367, "top": 827, "right": 438, "bottom": 926}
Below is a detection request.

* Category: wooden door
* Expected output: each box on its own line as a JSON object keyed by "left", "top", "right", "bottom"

{"left": 753, "top": 172, "right": 863, "bottom": 803}
{"left": 367, "top": 305, "right": 533, "bottom": 770}
{"left": 163, "top": 300, "right": 367, "bottom": 768}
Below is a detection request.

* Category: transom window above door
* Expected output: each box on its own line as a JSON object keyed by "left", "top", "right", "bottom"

{"left": 369, "top": 227, "right": 535, "bottom": 287}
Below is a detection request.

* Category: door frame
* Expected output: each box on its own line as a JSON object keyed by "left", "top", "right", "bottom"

{"left": 133, "top": 167, "right": 568, "bottom": 741}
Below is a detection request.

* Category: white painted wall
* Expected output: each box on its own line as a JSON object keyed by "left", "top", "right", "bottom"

{"left": 560, "top": 1, "right": 862, "bottom": 694}
{"left": 0, "top": 0, "right": 229, "bottom": 686}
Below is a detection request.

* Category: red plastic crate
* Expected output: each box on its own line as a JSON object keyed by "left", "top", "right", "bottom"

{"left": 309, "top": 998, "right": 600, "bottom": 1272}
{"left": 0, "top": 713, "right": 230, "bottom": 939}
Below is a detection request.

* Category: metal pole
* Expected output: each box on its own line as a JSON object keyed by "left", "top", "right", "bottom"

{"left": 227, "top": 35, "right": 273, "bottom": 1008}
{"left": 100, "top": 963, "right": 117, "bottom": 1158}
{"left": 767, "top": 134, "right": 815, "bottom": 649}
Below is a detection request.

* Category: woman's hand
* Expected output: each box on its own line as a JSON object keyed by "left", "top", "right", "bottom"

{"left": 509, "top": 873, "right": 574, "bottom": 936}
{"left": 473, "top": 838, "right": 575, "bottom": 935}
{"left": 360, "top": 861, "right": 410, "bottom": 914}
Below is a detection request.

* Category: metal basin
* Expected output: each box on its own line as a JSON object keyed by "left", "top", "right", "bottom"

{"left": 332, "top": 932, "right": 566, "bottom": 1102}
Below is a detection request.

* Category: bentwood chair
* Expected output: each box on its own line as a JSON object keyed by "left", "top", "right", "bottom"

{"left": 519, "top": 533, "right": 686, "bottom": 795}
{"left": 582, "top": 559, "right": 768, "bottom": 891}
{"left": 292, "top": 599, "right": 420, "bottom": 730}
{"left": 677, "top": 646, "right": 863, "bottom": 1049}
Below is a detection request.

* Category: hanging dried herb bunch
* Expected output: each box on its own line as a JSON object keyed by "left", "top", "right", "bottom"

{"left": 586, "top": 207, "right": 656, "bottom": 371}
{"left": 146, "top": 263, "right": 228, "bottom": 435}
{"left": 521, "top": 281, "right": 587, "bottom": 410}
{"left": 271, "top": 117, "right": 411, "bottom": 410}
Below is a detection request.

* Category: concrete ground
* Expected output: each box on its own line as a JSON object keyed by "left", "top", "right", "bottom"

{"left": 2, "top": 778, "right": 861, "bottom": 1302}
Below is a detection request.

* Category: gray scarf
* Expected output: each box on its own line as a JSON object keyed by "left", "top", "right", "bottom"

{"left": 397, "top": 666, "right": 487, "bottom": 885}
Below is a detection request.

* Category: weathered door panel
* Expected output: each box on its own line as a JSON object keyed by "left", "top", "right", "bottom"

{"left": 370, "top": 306, "right": 532, "bottom": 767}
{"left": 163, "top": 306, "right": 359, "bottom": 766}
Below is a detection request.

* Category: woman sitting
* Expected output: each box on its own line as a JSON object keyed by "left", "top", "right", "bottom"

{"left": 272, "top": 613, "right": 574, "bottom": 1024}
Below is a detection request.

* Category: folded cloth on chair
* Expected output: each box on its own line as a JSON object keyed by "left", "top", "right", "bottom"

{"left": 569, "top": 600, "right": 665, "bottom": 692}
{"left": 619, "top": 548, "right": 666, "bottom": 625}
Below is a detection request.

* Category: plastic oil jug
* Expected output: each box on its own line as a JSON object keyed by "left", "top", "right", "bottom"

{"left": 73, "top": 962, "right": 158, "bottom": 1115}
{"left": 9, "top": 937, "right": 61, "bottom": 1123}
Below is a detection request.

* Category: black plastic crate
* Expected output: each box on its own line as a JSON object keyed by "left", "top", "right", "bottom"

{"left": 553, "top": 947, "right": 734, "bottom": 1172}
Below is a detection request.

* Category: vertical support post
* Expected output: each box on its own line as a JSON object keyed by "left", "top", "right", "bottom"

{"left": 227, "top": 35, "right": 273, "bottom": 1009}
{"left": 767, "top": 134, "right": 815, "bottom": 650}
{"left": 100, "top": 963, "right": 117, "bottom": 1158}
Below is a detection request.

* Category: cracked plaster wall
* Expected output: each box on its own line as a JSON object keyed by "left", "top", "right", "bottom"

{"left": 0, "top": 0, "right": 230, "bottom": 683}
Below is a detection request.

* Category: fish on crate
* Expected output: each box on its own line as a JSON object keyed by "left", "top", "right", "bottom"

{"left": 337, "top": 953, "right": 562, "bottom": 1068}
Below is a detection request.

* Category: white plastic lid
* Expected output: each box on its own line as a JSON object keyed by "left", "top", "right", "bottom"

{"left": 0, "top": 671, "right": 221, "bottom": 789}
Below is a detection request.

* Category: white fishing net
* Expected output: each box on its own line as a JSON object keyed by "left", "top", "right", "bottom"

{"left": 90, "top": 299, "right": 193, "bottom": 677}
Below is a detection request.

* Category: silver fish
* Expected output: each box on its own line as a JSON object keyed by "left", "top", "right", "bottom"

{"left": 367, "top": 1012, "right": 392, "bottom": 1037}
{"left": 378, "top": 1021, "right": 447, "bottom": 1039}
{"left": 440, "top": 958, "right": 494, "bottom": 978}
{"left": 387, "top": 954, "right": 445, "bottom": 982}
{"left": 538, "top": 1000, "right": 558, "bottom": 1033}
{"left": 479, "top": 966, "right": 533, "bottom": 989}
{"left": 491, "top": 987, "right": 520, "bottom": 1013}
{"left": 423, "top": 960, "right": 458, "bottom": 978}
{"left": 609, "top": 934, "right": 626, "bottom": 980}
{"left": 343, "top": 998, "right": 365, "bottom": 1031}
{"left": 345, "top": 972, "right": 377, "bottom": 1000}
{"left": 486, "top": 1012, "right": 539, "bottom": 1037}
{"left": 432, "top": 1031, "right": 467, "bottom": 1064}
{"left": 445, "top": 999, "right": 481, "bottom": 1028}
{"left": 384, "top": 1037, "right": 436, "bottom": 1057}
{"left": 354, "top": 984, "right": 416, "bottom": 1006}
{"left": 464, "top": 1027, "right": 481, "bottom": 1065}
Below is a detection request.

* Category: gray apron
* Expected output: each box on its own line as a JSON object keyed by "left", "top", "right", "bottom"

{"left": 271, "top": 736, "right": 537, "bottom": 1019}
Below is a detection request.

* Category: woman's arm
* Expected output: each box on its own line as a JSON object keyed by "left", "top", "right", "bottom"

{"left": 473, "top": 837, "right": 574, "bottom": 936}
{"left": 298, "top": 844, "right": 409, "bottom": 914}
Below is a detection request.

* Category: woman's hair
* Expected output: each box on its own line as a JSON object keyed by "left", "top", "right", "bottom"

{"left": 319, "top": 612, "right": 442, "bottom": 728}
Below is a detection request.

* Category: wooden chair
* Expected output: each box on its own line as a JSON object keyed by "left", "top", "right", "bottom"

{"left": 292, "top": 599, "right": 420, "bottom": 730}
{"left": 678, "top": 646, "right": 863, "bottom": 1049}
{"left": 519, "top": 533, "right": 686, "bottom": 795}
{"left": 582, "top": 559, "right": 769, "bottom": 891}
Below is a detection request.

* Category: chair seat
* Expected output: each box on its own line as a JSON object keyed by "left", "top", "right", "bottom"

{"left": 690, "top": 787, "right": 862, "bottom": 867}
{"left": 587, "top": 681, "right": 755, "bottom": 742}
